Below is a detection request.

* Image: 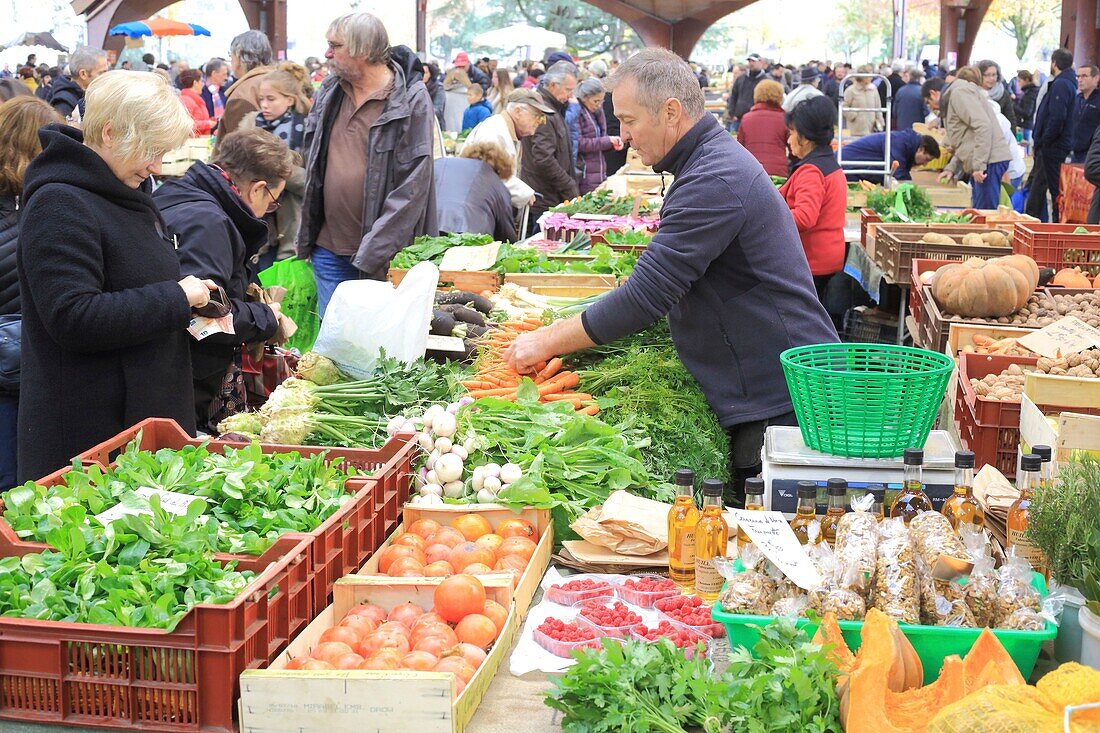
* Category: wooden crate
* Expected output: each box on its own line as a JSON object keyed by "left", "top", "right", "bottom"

{"left": 920, "top": 295, "right": 1040, "bottom": 359}
{"left": 358, "top": 504, "right": 552, "bottom": 619}
{"left": 946, "top": 323, "right": 1036, "bottom": 357}
{"left": 874, "top": 224, "right": 1012, "bottom": 283}
{"left": 239, "top": 575, "right": 516, "bottom": 733}
{"left": 1019, "top": 394, "right": 1100, "bottom": 477}
{"left": 1024, "top": 370, "right": 1100, "bottom": 411}
{"left": 389, "top": 269, "right": 500, "bottom": 293}
{"left": 503, "top": 272, "right": 619, "bottom": 298}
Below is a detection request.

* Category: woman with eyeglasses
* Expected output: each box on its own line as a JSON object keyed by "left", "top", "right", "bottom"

{"left": 155, "top": 128, "right": 295, "bottom": 432}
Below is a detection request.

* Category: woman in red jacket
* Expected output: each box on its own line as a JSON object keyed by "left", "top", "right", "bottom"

{"left": 178, "top": 69, "right": 214, "bottom": 136}
{"left": 779, "top": 95, "right": 846, "bottom": 304}
{"left": 736, "top": 79, "right": 788, "bottom": 177}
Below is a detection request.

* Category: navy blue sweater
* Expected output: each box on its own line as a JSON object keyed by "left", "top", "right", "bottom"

{"left": 1033, "top": 68, "right": 1078, "bottom": 151}
{"left": 582, "top": 115, "right": 838, "bottom": 427}
{"left": 843, "top": 129, "right": 923, "bottom": 182}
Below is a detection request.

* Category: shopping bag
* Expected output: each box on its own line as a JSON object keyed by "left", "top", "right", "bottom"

{"left": 313, "top": 261, "right": 439, "bottom": 379}
{"left": 258, "top": 257, "right": 319, "bottom": 353}
{"left": 242, "top": 346, "right": 299, "bottom": 407}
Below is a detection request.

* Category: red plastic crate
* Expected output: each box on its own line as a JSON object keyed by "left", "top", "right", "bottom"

{"left": 0, "top": 533, "right": 311, "bottom": 733}
{"left": 955, "top": 414, "right": 1021, "bottom": 478}
{"left": 73, "top": 418, "right": 417, "bottom": 614}
{"left": 1012, "top": 223, "right": 1100, "bottom": 271}
{"left": 957, "top": 353, "right": 1039, "bottom": 426}
{"left": 909, "top": 259, "right": 954, "bottom": 326}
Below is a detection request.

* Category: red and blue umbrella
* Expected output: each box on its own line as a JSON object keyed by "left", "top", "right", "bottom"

{"left": 109, "top": 18, "right": 211, "bottom": 38}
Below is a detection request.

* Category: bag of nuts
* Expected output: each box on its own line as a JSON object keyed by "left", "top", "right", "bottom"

{"left": 994, "top": 551, "right": 1042, "bottom": 627}
{"left": 834, "top": 492, "right": 879, "bottom": 590}
{"left": 959, "top": 525, "right": 997, "bottom": 627}
{"left": 874, "top": 518, "right": 920, "bottom": 624}
{"left": 717, "top": 544, "right": 777, "bottom": 615}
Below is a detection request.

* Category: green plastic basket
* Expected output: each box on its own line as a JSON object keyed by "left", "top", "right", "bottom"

{"left": 780, "top": 343, "right": 953, "bottom": 458}
{"left": 711, "top": 573, "right": 1054, "bottom": 684}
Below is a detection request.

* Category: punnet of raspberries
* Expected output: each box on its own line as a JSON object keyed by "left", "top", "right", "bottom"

{"left": 623, "top": 576, "right": 677, "bottom": 592}
{"left": 578, "top": 600, "right": 642, "bottom": 629}
{"left": 536, "top": 617, "right": 598, "bottom": 642}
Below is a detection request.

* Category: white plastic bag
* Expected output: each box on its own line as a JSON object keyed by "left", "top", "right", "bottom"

{"left": 313, "top": 262, "right": 439, "bottom": 379}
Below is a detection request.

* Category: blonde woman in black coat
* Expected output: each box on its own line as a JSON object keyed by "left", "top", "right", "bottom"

{"left": 17, "top": 71, "right": 214, "bottom": 481}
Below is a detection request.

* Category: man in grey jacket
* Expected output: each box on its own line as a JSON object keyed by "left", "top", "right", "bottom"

{"left": 504, "top": 49, "right": 838, "bottom": 507}
{"left": 297, "top": 12, "right": 437, "bottom": 316}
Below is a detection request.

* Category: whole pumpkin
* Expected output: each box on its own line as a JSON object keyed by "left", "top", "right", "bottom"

{"left": 1051, "top": 268, "right": 1093, "bottom": 289}
{"left": 931, "top": 255, "right": 1039, "bottom": 317}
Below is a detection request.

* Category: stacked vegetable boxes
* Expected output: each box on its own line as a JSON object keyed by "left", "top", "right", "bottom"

{"left": 1011, "top": 223, "right": 1100, "bottom": 272}
{"left": 954, "top": 353, "right": 1039, "bottom": 478}
{"left": 0, "top": 418, "right": 417, "bottom": 732}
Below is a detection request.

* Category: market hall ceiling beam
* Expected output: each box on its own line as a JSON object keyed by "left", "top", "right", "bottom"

{"left": 582, "top": 0, "right": 756, "bottom": 58}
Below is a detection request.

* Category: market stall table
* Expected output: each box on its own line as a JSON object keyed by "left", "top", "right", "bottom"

{"left": 843, "top": 240, "right": 909, "bottom": 344}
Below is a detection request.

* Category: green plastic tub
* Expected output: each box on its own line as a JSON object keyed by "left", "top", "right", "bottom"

{"left": 711, "top": 573, "right": 1055, "bottom": 684}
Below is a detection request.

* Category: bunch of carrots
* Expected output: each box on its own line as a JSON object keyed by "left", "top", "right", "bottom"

{"left": 459, "top": 317, "right": 599, "bottom": 415}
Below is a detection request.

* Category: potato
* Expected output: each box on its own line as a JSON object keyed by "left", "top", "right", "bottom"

{"left": 980, "top": 231, "right": 1010, "bottom": 247}
{"left": 921, "top": 232, "right": 957, "bottom": 245}
{"left": 961, "top": 232, "right": 986, "bottom": 246}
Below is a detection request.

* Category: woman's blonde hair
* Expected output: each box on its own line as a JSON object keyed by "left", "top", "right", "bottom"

{"left": 460, "top": 141, "right": 513, "bottom": 180}
{"left": 260, "top": 62, "right": 312, "bottom": 115}
{"left": 955, "top": 65, "right": 982, "bottom": 85}
{"left": 83, "top": 70, "right": 192, "bottom": 162}
{"left": 0, "top": 96, "right": 62, "bottom": 196}
{"left": 753, "top": 79, "right": 784, "bottom": 107}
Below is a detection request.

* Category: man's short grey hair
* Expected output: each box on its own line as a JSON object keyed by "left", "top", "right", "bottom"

{"left": 576, "top": 77, "right": 605, "bottom": 99}
{"left": 328, "top": 13, "right": 390, "bottom": 65}
{"left": 68, "top": 46, "right": 106, "bottom": 76}
{"left": 543, "top": 61, "right": 577, "bottom": 86}
{"left": 229, "top": 30, "right": 272, "bottom": 72}
{"left": 606, "top": 48, "right": 705, "bottom": 121}
{"left": 907, "top": 67, "right": 924, "bottom": 83}
{"left": 588, "top": 60, "right": 608, "bottom": 78}
{"left": 204, "top": 58, "right": 227, "bottom": 77}
{"left": 892, "top": 60, "right": 906, "bottom": 73}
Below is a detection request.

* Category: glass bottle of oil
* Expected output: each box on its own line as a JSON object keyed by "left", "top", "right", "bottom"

{"left": 890, "top": 448, "right": 933, "bottom": 524}
{"left": 737, "top": 477, "right": 765, "bottom": 549}
{"left": 941, "top": 450, "right": 985, "bottom": 531}
{"left": 868, "top": 484, "right": 886, "bottom": 521}
{"left": 694, "top": 479, "right": 729, "bottom": 602}
{"left": 668, "top": 468, "right": 699, "bottom": 592}
{"left": 790, "top": 481, "right": 820, "bottom": 545}
{"left": 1008, "top": 453, "right": 1047, "bottom": 573}
{"left": 1033, "top": 445, "right": 1053, "bottom": 491}
{"left": 820, "top": 478, "right": 847, "bottom": 545}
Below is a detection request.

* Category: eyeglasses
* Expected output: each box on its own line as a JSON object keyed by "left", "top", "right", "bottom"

{"left": 326, "top": 41, "right": 344, "bottom": 52}
{"left": 264, "top": 184, "right": 281, "bottom": 213}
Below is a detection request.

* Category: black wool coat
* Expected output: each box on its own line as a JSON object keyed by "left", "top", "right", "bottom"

{"left": 0, "top": 195, "right": 19, "bottom": 317}
{"left": 17, "top": 124, "right": 196, "bottom": 481}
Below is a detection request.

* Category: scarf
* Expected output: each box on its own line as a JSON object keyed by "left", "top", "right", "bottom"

{"left": 987, "top": 79, "right": 1006, "bottom": 102}
{"left": 255, "top": 108, "right": 305, "bottom": 153}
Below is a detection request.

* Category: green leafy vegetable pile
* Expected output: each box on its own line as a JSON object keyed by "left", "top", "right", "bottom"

{"left": 0, "top": 493, "right": 253, "bottom": 630}
{"left": 391, "top": 232, "right": 495, "bottom": 269}
{"left": 549, "top": 189, "right": 656, "bottom": 216}
{"left": 459, "top": 384, "right": 671, "bottom": 540}
{"left": 602, "top": 229, "right": 652, "bottom": 248}
{"left": 546, "top": 619, "right": 843, "bottom": 733}
{"left": 865, "top": 183, "right": 971, "bottom": 224}
{"left": 575, "top": 323, "right": 730, "bottom": 488}
{"left": 493, "top": 243, "right": 637, "bottom": 278}
{"left": 3, "top": 441, "right": 361, "bottom": 556}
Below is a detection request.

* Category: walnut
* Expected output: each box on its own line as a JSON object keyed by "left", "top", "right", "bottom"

{"left": 1069, "top": 365, "right": 1093, "bottom": 378}
{"left": 1007, "top": 364, "right": 1024, "bottom": 376}
{"left": 1037, "top": 357, "right": 1054, "bottom": 371}
{"left": 1050, "top": 367, "right": 1070, "bottom": 376}
{"left": 1068, "top": 353, "right": 1084, "bottom": 368}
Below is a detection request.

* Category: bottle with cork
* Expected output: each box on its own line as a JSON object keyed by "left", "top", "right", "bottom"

{"left": 737, "top": 477, "right": 765, "bottom": 550}
{"left": 941, "top": 450, "right": 984, "bottom": 531}
{"left": 821, "top": 478, "right": 847, "bottom": 545}
{"left": 890, "top": 448, "right": 933, "bottom": 524}
{"left": 790, "top": 480, "right": 820, "bottom": 545}
{"left": 667, "top": 468, "right": 699, "bottom": 592}
{"left": 694, "top": 478, "right": 729, "bottom": 602}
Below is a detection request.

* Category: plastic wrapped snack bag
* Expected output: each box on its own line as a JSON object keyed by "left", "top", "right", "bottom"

{"left": 834, "top": 492, "right": 879, "bottom": 589}
{"left": 874, "top": 517, "right": 920, "bottom": 624}
{"left": 959, "top": 525, "right": 997, "bottom": 628}
{"left": 716, "top": 545, "right": 777, "bottom": 615}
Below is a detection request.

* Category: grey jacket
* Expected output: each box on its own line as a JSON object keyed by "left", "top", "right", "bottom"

{"left": 942, "top": 79, "right": 1011, "bottom": 177}
{"left": 297, "top": 58, "right": 438, "bottom": 276}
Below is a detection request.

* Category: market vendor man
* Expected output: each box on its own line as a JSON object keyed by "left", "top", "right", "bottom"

{"left": 841, "top": 129, "right": 941, "bottom": 184}
{"left": 504, "top": 48, "right": 839, "bottom": 507}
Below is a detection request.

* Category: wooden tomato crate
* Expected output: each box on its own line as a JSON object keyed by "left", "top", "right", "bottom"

{"left": 1024, "top": 370, "right": 1100, "bottom": 412}
{"left": 358, "top": 504, "right": 552, "bottom": 620}
{"left": 946, "top": 323, "right": 1036, "bottom": 358}
{"left": 874, "top": 224, "right": 1012, "bottom": 284}
{"left": 503, "top": 273, "right": 619, "bottom": 299}
{"left": 388, "top": 269, "right": 500, "bottom": 294}
{"left": 238, "top": 575, "right": 517, "bottom": 733}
